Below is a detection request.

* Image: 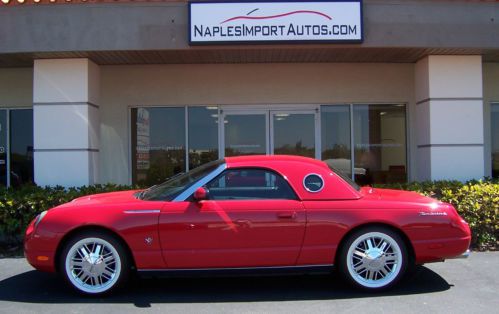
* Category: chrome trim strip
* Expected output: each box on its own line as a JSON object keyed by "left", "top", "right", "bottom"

{"left": 138, "top": 264, "right": 334, "bottom": 272}
{"left": 123, "top": 209, "right": 160, "bottom": 214}
{"left": 172, "top": 163, "right": 227, "bottom": 202}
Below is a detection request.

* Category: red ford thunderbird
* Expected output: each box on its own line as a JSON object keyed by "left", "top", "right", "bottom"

{"left": 24, "top": 155, "right": 471, "bottom": 295}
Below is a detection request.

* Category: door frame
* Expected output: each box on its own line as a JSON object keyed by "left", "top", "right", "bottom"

{"left": 219, "top": 105, "right": 321, "bottom": 159}
{"left": 269, "top": 110, "right": 320, "bottom": 160}
{"left": 220, "top": 109, "right": 270, "bottom": 158}
{"left": 0, "top": 107, "right": 33, "bottom": 187}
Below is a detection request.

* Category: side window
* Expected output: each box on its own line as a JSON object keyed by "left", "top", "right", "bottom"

{"left": 205, "top": 168, "right": 297, "bottom": 200}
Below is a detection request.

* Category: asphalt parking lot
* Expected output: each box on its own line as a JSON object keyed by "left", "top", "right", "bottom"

{"left": 0, "top": 252, "right": 498, "bottom": 314}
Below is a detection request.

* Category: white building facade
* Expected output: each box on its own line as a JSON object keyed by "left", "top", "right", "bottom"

{"left": 0, "top": 0, "right": 498, "bottom": 187}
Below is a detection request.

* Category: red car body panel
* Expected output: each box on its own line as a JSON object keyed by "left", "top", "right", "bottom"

{"left": 158, "top": 199, "right": 306, "bottom": 268}
{"left": 25, "top": 190, "right": 165, "bottom": 272}
{"left": 24, "top": 155, "right": 471, "bottom": 273}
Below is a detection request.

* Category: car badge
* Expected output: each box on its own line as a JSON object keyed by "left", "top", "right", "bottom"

{"left": 419, "top": 212, "right": 447, "bottom": 216}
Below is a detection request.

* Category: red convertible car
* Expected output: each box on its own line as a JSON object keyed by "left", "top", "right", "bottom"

{"left": 24, "top": 155, "right": 471, "bottom": 295}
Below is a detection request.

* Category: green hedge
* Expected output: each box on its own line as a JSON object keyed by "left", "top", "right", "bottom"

{"left": 375, "top": 179, "right": 499, "bottom": 250}
{"left": 0, "top": 180, "right": 497, "bottom": 250}
{"left": 0, "top": 184, "right": 135, "bottom": 246}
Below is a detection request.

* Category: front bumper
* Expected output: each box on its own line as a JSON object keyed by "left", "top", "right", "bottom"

{"left": 24, "top": 219, "right": 58, "bottom": 272}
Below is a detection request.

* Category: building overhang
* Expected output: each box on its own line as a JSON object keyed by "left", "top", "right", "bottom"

{"left": 0, "top": 1, "right": 498, "bottom": 66}
{"left": 1, "top": 47, "right": 498, "bottom": 67}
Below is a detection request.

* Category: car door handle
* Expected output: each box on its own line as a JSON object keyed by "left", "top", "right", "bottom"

{"left": 277, "top": 212, "right": 297, "bottom": 219}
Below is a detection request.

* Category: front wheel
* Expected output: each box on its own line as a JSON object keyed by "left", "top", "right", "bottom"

{"left": 60, "top": 231, "right": 130, "bottom": 295}
{"left": 338, "top": 227, "right": 408, "bottom": 291}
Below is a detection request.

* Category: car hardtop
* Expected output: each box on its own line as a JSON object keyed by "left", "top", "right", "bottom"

{"left": 225, "top": 155, "right": 328, "bottom": 168}
{"left": 224, "top": 155, "right": 361, "bottom": 201}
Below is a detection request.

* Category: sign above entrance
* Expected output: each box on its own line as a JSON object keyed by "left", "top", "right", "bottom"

{"left": 189, "top": 1, "right": 363, "bottom": 44}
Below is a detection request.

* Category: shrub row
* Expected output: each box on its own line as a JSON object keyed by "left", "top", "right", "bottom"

{"left": 0, "top": 180, "right": 497, "bottom": 250}
{"left": 375, "top": 179, "right": 498, "bottom": 250}
{"left": 0, "top": 184, "right": 135, "bottom": 246}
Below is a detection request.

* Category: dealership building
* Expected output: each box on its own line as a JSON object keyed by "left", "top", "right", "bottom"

{"left": 0, "top": 0, "right": 498, "bottom": 188}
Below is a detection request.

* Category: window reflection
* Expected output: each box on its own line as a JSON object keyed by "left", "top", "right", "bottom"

{"left": 207, "top": 168, "right": 297, "bottom": 200}
{"left": 321, "top": 105, "right": 352, "bottom": 178}
{"left": 130, "top": 104, "right": 408, "bottom": 186}
{"left": 0, "top": 111, "right": 6, "bottom": 186}
{"left": 353, "top": 104, "right": 407, "bottom": 185}
{"left": 273, "top": 113, "right": 315, "bottom": 158}
{"left": 188, "top": 107, "right": 219, "bottom": 169}
{"left": 225, "top": 114, "right": 266, "bottom": 156}
{"left": 10, "top": 109, "right": 33, "bottom": 187}
{"left": 131, "top": 107, "right": 185, "bottom": 186}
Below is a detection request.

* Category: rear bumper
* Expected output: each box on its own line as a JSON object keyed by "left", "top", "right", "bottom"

{"left": 448, "top": 249, "right": 470, "bottom": 259}
{"left": 413, "top": 235, "right": 471, "bottom": 263}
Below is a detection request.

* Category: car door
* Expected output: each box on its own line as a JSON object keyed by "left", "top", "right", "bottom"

{"left": 159, "top": 167, "right": 306, "bottom": 269}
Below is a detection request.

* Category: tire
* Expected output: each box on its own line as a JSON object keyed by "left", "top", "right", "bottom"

{"left": 59, "top": 231, "right": 130, "bottom": 295}
{"left": 338, "top": 226, "right": 408, "bottom": 291}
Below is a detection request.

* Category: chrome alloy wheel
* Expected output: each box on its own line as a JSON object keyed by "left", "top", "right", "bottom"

{"left": 65, "top": 237, "right": 122, "bottom": 294}
{"left": 346, "top": 232, "right": 402, "bottom": 289}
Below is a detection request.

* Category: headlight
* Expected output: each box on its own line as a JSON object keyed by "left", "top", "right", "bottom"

{"left": 34, "top": 211, "right": 48, "bottom": 228}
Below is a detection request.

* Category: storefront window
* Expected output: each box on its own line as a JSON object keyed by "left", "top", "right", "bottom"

{"left": 353, "top": 104, "right": 407, "bottom": 185}
{"left": 321, "top": 105, "right": 351, "bottom": 178}
{"left": 492, "top": 103, "right": 499, "bottom": 178}
{"left": 188, "top": 106, "right": 219, "bottom": 169}
{"left": 273, "top": 112, "right": 315, "bottom": 157}
{"left": 131, "top": 107, "right": 186, "bottom": 186}
{"left": 225, "top": 114, "right": 267, "bottom": 156}
{"left": 10, "top": 109, "right": 34, "bottom": 187}
{"left": 0, "top": 111, "right": 6, "bottom": 186}
{"left": 0, "top": 109, "right": 33, "bottom": 188}
{"left": 131, "top": 104, "right": 407, "bottom": 186}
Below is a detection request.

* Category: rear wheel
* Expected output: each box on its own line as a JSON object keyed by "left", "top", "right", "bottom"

{"left": 60, "top": 231, "right": 129, "bottom": 295}
{"left": 338, "top": 227, "right": 408, "bottom": 291}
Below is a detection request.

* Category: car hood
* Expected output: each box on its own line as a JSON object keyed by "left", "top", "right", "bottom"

{"left": 65, "top": 190, "right": 142, "bottom": 206}
{"left": 360, "top": 187, "right": 437, "bottom": 204}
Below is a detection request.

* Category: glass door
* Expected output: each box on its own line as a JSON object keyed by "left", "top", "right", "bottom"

{"left": 0, "top": 110, "right": 6, "bottom": 186}
{"left": 221, "top": 108, "right": 319, "bottom": 159}
{"left": 270, "top": 111, "right": 318, "bottom": 158}
{"left": 222, "top": 110, "right": 269, "bottom": 157}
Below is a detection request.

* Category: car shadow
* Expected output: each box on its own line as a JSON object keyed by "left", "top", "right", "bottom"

{"left": 0, "top": 266, "right": 451, "bottom": 307}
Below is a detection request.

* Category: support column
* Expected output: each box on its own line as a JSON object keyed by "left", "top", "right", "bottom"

{"left": 33, "top": 58, "right": 100, "bottom": 187}
{"left": 415, "top": 55, "right": 484, "bottom": 181}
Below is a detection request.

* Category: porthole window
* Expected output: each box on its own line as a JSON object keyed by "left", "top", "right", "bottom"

{"left": 303, "top": 174, "right": 324, "bottom": 193}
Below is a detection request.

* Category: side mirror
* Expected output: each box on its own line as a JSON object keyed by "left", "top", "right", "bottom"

{"left": 193, "top": 187, "right": 209, "bottom": 201}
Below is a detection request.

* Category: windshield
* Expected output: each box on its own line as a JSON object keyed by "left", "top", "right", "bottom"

{"left": 327, "top": 164, "right": 361, "bottom": 191}
{"left": 140, "top": 159, "right": 224, "bottom": 201}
